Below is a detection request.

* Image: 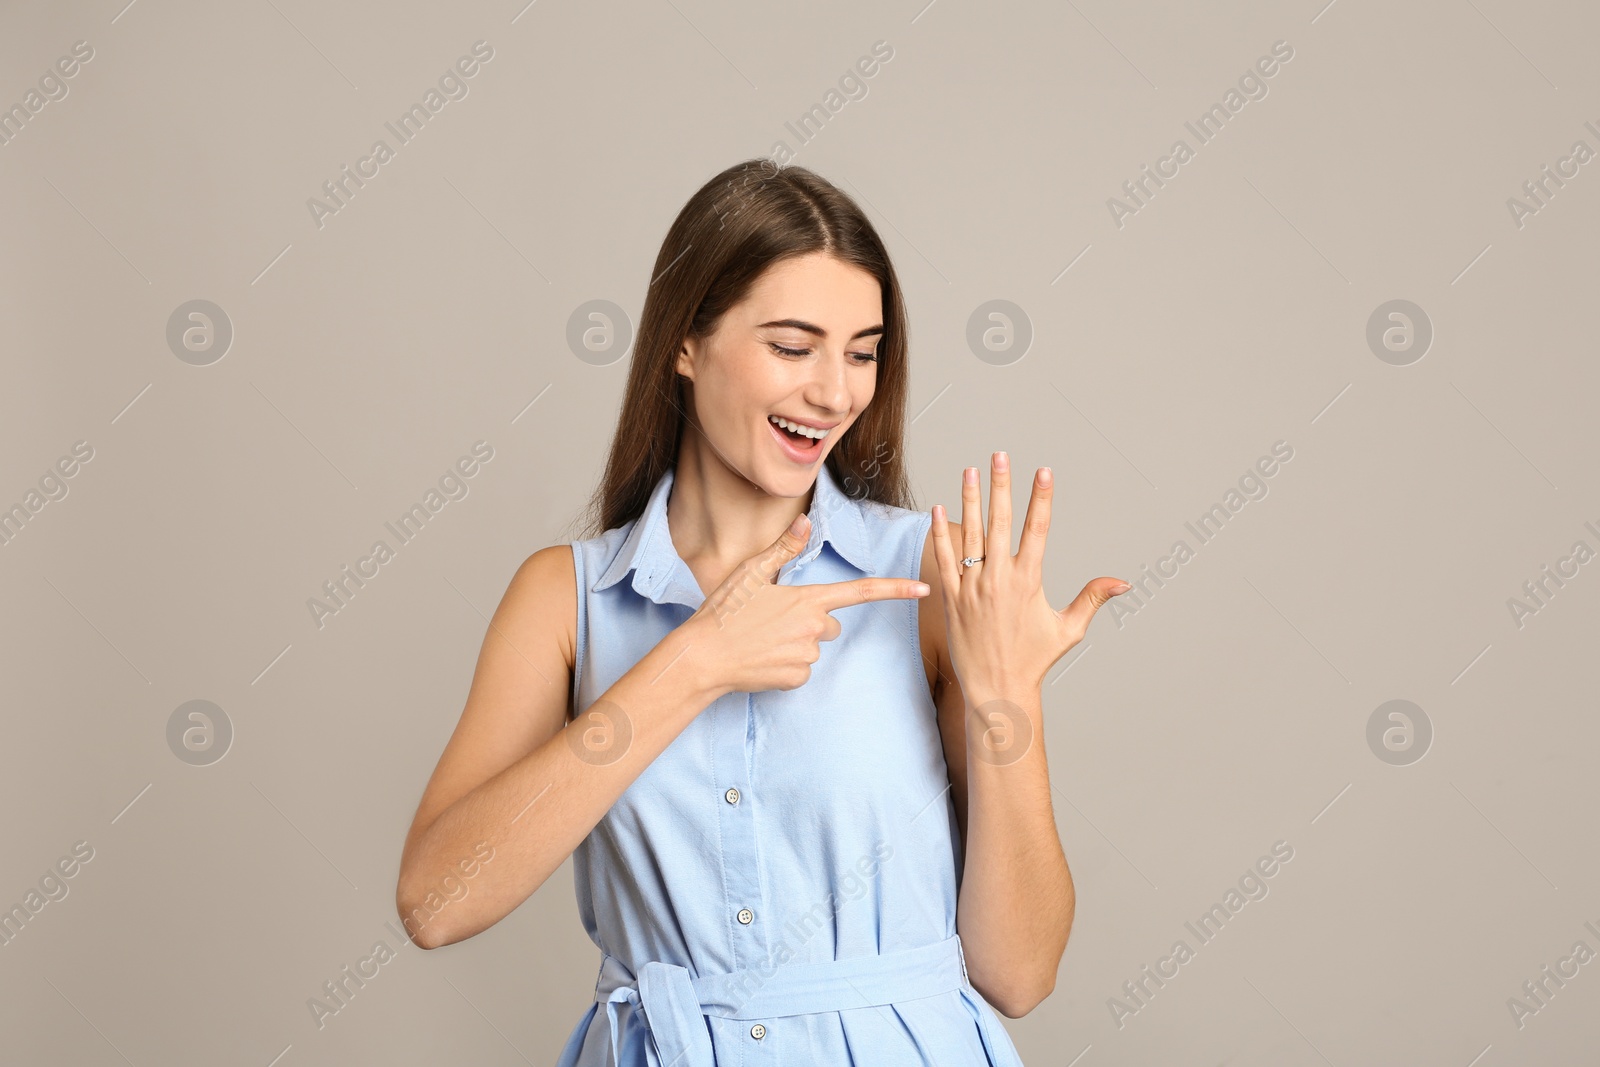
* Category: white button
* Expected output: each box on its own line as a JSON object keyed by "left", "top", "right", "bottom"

{"left": 750, "top": 1023, "right": 766, "bottom": 1040}
{"left": 724, "top": 787, "right": 740, "bottom": 805}
{"left": 736, "top": 908, "right": 754, "bottom": 925}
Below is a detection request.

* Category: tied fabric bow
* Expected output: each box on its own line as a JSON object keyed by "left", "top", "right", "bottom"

{"left": 602, "top": 959, "right": 713, "bottom": 1067}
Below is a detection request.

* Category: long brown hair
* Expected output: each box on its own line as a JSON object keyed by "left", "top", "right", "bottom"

{"left": 570, "top": 159, "right": 915, "bottom": 541}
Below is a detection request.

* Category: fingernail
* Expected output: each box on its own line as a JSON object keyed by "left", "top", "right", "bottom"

{"left": 911, "top": 582, "right": 931, "bottom": 595}
{"left": 994, "top": 451, "right": 1008, "bottom": 471}
{"left": 964, "top": 467, "right": 977, "bottom": 485}
{"left": 1111, "top": 581, "right": 1131, "bottom": 594}
{"left": 1039, "top": 467, "right": 1052, "bottom": 486}
{"left": 789, "top": 514, "right": 807, "bottom": 535}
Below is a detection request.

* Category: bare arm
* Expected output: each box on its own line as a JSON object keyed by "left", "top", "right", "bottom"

{"left": 396, "top": 518, "right": 929, "bottom": 950}
{"left": 940, "top": 665, "right": 1072, "bottom": 1018}
{"left": 922, "top": 520, "right": 1074, "bottom": 1018}
{"left": 394, "top": 545, "right": 724, "bottom": 949}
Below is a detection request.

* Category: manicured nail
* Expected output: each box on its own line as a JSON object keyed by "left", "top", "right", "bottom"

{"left": 1039, "top": 467, "right": 1052, "bottom": 486}
{"left": 911, "top": 582, "right": 931, "bottom": 595}
{"left": 964, "top": 467, "right": 977, "bottom": 485}
{"left": 994, "top": 451, "right": 1008, "bottom": 471}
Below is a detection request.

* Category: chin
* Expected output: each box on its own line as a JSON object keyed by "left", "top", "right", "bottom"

{"left": 752, "top": 450, "right": 831, "bottom": 498}
{"left": 761, "top": 468, "right": 821, "bottom": 499}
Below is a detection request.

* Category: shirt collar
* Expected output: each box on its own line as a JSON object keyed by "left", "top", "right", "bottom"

{"left": 591, "top": 462, "right": 876, "bottom": 603}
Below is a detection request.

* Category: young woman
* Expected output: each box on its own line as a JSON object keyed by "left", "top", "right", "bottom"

{"left": 396, "top": 160, "right": 1130, "bottom": 1066}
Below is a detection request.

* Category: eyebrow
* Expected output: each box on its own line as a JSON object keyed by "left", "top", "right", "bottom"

{"left": 756, "top": 318, "right": 884, "bottom": 341}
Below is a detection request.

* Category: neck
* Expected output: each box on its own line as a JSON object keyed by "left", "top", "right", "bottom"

{"left": 667, "top": 428, "right": 815, "bottom": 576}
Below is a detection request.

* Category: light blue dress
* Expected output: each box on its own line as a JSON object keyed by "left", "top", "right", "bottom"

{"left": 555, "top": 461, "right": 1028, "bottom": 1067}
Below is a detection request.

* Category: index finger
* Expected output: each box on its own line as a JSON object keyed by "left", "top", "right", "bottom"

{"left": 807, "top": 576, "right": 931, "bottom": 612}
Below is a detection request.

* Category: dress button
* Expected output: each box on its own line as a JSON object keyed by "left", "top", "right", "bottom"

{"left": 736, "top": 908, "right": 754, "bottom": 925}
{"left": 750, "top": 1023, "right": 766, "bottom": 1040}
{"left": 724, "top": 787, "right": 740, "bottom": 805}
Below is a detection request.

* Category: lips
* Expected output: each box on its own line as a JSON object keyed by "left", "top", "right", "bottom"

{"left": 767, "top": 416, "right": 824, "bottom": 462}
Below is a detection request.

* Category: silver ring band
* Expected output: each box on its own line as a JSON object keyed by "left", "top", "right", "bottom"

{"left": 959, "top": 555, "right": 985, "bottom": 567}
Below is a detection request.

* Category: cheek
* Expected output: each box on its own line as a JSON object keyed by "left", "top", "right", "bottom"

{"left": 852, "top": 373, "right": 877, "bottom": 412}
{"left": 694, "top": 372, "right": 771, "bottom": 445}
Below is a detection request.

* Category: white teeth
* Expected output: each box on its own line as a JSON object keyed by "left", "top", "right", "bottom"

{"left": 769, "top": 415, "right": 829, "bottom": 441}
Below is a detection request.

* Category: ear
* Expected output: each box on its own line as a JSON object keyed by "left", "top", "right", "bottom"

{"left": 675, "top": 339, "right": 697, "bottom": 382}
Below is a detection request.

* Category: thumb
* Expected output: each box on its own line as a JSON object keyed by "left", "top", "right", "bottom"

{"left": 1059, "top": 576, "right": 1133, "bottom": 634}
{"left": 751, "top": 512, "right": 811, "bottom": 581}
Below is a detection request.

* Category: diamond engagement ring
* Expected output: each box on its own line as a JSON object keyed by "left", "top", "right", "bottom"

{"left": 959, "top": 555, "right": 985, "bottom": 567}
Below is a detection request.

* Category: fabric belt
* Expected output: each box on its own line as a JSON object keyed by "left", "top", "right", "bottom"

{"left": 593, "top": 934, "right": 971, "bottom": 1067}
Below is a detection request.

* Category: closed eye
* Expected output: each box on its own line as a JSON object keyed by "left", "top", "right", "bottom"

{"left": 768, "top": 342, "right": 879, "bottom": 364}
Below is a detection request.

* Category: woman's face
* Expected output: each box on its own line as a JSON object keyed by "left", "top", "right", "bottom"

{"left": 676, "top": 251, "right": 883, "bottom": 497}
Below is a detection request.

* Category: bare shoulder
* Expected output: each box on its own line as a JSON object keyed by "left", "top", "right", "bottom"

{"left": 502, "top": 544, "right": 578, "bottom": 678}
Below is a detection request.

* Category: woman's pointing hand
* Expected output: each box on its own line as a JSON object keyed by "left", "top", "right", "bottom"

{"left": 687, "top": 512, "right": 930, "bottom": 697}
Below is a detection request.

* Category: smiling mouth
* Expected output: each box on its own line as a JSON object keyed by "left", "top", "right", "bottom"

{"left": 767, "top": 414, "right": 829, "bottom": 458}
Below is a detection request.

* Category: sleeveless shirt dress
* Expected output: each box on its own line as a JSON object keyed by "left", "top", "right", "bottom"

{"left": 555, "top": 460, "right": 1028, "bottom": 1067}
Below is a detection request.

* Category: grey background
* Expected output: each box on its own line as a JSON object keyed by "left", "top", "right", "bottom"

{"left": 2, "top": 0, "right": 1596, "bottom": 1064}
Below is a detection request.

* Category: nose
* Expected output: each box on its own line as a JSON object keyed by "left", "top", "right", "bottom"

{"left": 804, "top": 347, "right": 852, "bottom": 417}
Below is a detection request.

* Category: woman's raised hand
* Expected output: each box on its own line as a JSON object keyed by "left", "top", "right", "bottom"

{"left": 931, "top": 453, "right": 1130, "bottom": 698}
{"left": 686, "top": 512, "right": 930, "bottom": 696}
